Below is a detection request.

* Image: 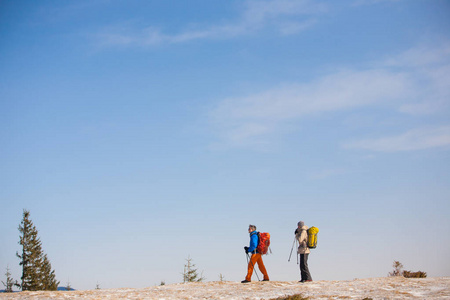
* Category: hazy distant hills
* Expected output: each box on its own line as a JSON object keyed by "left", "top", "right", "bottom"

{"left": 1, "top": 287, "right": 75, "bottom": 293}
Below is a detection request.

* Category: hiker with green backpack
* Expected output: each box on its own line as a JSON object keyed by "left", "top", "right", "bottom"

{"left": 295, "top": 221, "right": 314, "bottom": 283}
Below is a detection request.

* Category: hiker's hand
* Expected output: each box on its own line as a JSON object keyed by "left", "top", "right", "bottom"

{"left": 244, "top": 246, "right": 249, "bottom": 253}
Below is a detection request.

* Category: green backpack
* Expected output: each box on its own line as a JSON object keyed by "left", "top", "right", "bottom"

{"left": 307, "top": 226, "right": 319, "bottom": 249}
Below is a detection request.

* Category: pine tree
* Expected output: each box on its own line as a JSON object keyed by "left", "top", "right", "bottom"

{"left": 2, "top": 265, "right": 18, "bottom": 292}
{"left": 16, "top": 210, "right": 59, "bottom": 291}
{"left": 182, "top": 256, "right": 205, "bottom": 283}
{"left": 41, "top": 254, "right": 58, "bottom": 290}
{"left": 65, "top": 279, "right": 72, "bottom": 291}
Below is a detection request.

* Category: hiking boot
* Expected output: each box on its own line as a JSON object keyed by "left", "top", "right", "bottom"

{"left": 262, "top": 279, "right": 270, "bottom": 281}
{"left": 241, "top": 280, "right": 251, "bottom": 283}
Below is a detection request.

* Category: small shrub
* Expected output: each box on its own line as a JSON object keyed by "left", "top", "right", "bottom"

{"left": 403, "top": 270, "right": 427, "bottom": 278}
{"left": 2, "top": 266, "right": 18, "bottom": 293}
{"left": 388, "top": 260, "right": 427, "bottom": 279}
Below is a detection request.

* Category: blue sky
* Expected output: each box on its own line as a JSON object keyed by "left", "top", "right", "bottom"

{"left": 1, "top": 0, "right": 450, "bottom": 290}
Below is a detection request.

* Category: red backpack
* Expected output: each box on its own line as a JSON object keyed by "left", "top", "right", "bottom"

{"left": 256, "top": 232, "right": 271, "bottom": 255}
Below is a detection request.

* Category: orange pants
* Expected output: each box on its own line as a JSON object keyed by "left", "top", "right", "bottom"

{"left": 246, "top": 253, "right": 269, "bottom": 281}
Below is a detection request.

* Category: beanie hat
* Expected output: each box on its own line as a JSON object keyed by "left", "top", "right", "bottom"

{"left": 298, "top": 221, "right": 304, "bottom": 227}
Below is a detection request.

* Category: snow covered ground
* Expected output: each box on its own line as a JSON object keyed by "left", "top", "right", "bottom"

{"left": 1, "top": 277, "right": 448, "bottom": 299}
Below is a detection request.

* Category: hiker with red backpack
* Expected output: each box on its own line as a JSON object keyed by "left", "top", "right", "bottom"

{"left": 295, "top": 221, "right": 313, "bottom": 282}
{"left": 241, "top": 224, "right": 270, "bottom": 283}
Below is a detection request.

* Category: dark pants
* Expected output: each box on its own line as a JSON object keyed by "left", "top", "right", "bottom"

{"left": 300, "top": 254, "right": 312, "bottom": 281}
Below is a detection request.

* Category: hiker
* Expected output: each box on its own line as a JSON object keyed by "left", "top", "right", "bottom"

{"left": 242, "top": 224, "right": 269, "bottom": 283}
{"left": 295, "top": 221, "right": 313, "bottom": 282}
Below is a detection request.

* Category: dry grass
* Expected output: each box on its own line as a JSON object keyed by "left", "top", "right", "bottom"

{"left": 269, "top": 294, "right": 309, "bottom": 300}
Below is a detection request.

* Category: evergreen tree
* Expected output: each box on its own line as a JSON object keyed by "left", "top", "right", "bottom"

{"left": 41, "top": 254, "right": 58, "bottom": 290}
{"left": 2, "top": 265, "right": 18, "bottom": 292}
{"left": 182, "top": 256, "right": 205, "bottom": 283}
{"left": 65, "top": 279, "right": 72, "bottom": 291}
{"left": 16, "top": 210, "right": 59, "bottom": 291}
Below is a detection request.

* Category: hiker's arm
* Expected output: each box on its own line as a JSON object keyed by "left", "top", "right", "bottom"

{"left": 247, "top": 234, "right": 258, "bottom": 253}
{"left": 296, "top": 230, "right": 306, "bottom": 248}
{"left": 300, "top": 230, "right": 307, "bottom": 248}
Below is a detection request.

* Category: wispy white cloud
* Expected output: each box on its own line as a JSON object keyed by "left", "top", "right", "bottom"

{"left": 383, "top": 42, "right": 450, "bottom": 68}
{"left": 210, "top": 68, "right": 412, "bottom": 147}
{"left": 383, "top": 42, "right": 450, "bottom": 116}
{"left": 95, "top": 0, "right": 326, "bottom": 47}
{"left": 209, "top": 42, "right": 450, "bottom": 150}
{"left": 242, "top": 0, "right": 326, "bottom": 28}
{"left": 343, "top": 126, "right": 450, "bottom": 152}
{"left": 213, "top": 69, "right": 410, "bottom": 121}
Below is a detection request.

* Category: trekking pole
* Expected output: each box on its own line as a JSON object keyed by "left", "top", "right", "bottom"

{"left": 246, "top": 252, "right": 260, "bottom": 281}
{"left": 288, "top": 237, "right": 296, "bottom": 262}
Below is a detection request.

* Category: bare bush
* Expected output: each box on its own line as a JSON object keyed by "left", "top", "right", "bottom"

{"left": 389, "top": 261, "right": 404, "bottom": 277}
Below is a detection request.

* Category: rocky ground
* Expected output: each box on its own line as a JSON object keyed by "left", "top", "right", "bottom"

{"left": 0, "top": 277, "right": 449, "bottom": 299}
